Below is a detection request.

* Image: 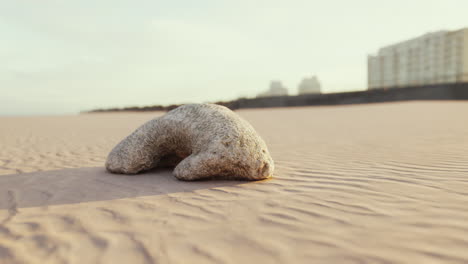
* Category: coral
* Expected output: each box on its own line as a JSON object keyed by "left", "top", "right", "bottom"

{"left": 106, "top": 104, "right": 274, "bottom": 180}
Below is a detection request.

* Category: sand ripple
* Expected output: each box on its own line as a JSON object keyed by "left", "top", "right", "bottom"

{"left": 1, "top": 102, "right": 468, "bottom": 263}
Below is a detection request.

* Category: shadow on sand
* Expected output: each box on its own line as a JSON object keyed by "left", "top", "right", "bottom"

{"left": 0, "top": 167, "right": 251, "bottom": 210}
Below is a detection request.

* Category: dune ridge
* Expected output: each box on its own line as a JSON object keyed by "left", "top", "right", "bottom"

{"left": 1, "top": 102, "right": 468, "bottom": 264}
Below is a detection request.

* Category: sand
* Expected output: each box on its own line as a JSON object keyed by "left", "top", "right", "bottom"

{"left": 1, "top": 101, "right": 468, "bottom": 264}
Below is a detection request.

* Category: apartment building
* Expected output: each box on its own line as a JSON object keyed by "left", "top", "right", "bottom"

{"left": 368, "top": 28, "right": 468, "bottom": 89}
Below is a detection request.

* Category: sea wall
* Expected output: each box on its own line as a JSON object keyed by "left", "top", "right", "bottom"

{"left": 87, "top": 82, "right": 468, "bottom": 113}
{"left": 220, "top": 82, "right": 468, "bottom": 110}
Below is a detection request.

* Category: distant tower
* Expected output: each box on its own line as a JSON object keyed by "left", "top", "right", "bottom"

{"left": 257, "top": 80, "right": 289, "bottom": 97}
{"left": 298, "top": 76, "right": 321, "bottom": 94}
{"left": 268, "top": 81, "right": 288, "bottom": 96}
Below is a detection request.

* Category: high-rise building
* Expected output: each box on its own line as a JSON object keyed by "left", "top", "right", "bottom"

{"left": 257, "top": 81, "right": 288, "bottom": 97}
{"left": 298, "top": 76, "right": 321, "bottom": 95}
{"left": 368, "top": 28, "right": 468, "bottom": 90}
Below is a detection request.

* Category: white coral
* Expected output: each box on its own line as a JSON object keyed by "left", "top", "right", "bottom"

{"left": 106, "top": 104, "right": 274, "bottom": 181}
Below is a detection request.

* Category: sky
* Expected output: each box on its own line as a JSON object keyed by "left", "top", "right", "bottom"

{"left": 1, "top": 0, "right": 468, "bottom": 115}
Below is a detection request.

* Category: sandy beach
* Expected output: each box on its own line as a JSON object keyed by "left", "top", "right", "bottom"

{"left": 1, "top": 101, "right": 468, "bottom": 264}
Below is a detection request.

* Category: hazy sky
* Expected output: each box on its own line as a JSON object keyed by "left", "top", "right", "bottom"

{"left": 1, "top": 0, "right": 467, "bottom": 115}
